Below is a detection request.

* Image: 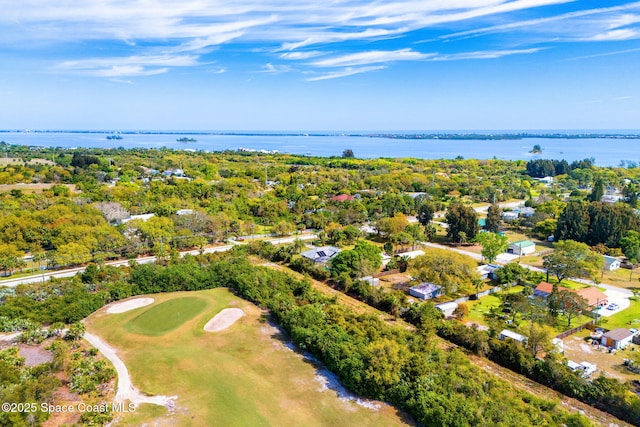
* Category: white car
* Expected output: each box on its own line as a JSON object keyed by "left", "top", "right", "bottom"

{"left": 607, "top": 303, "right": 619, "bottom": 310}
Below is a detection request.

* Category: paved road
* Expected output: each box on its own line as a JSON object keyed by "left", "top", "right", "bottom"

{"left": 0, "top": 233, "right": 317, "bottom": 288}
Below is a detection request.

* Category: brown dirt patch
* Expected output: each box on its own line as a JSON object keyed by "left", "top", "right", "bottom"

{"left": 18, "top": 343, "right": 53, "bottom": 366}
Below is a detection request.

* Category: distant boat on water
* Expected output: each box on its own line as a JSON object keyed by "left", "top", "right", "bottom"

{"left": 106, "top": 134, "right": 123, "bottom": 140}
{"left": 177, "top": 137, "right": 197, "bottom": 143}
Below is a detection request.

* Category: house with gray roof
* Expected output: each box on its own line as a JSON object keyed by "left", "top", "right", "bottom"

{"left": 301, "top": 246, "right": 341, "bottom": 264}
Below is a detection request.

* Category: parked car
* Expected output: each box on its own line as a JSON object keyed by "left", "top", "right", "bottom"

{"left": 607, "top": 303, "right": 619, "bottom": 310}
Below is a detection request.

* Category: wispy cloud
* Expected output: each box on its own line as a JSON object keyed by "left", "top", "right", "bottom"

{"left": 57, "top": 54, "right": 200, "bottom": 77}
{"left": 587, "top": 28, "right": 640, "bottom": 41}
{"left": 311, "top": 49, "right": 431, "bottom": 67}
{"left": 442, "top": 2, "right": 640, "bottom": 41}
{"left": 305, "top": 65, "right": 386, "bottom": 81}
{"left": 431, "top": 48, "right": 544, "bottom": 61}
{"left": 261, "top": 63, "right": 292, "bottom": 73}
{"left": 4, "top": 0, "right": 639, "bottom": 80}
{"left": 280, "top": 51, "right": 324, "bottom": 60}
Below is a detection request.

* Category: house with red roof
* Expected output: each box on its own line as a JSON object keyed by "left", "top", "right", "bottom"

{"left": 331, "top": 194, "right": 355, "bottom": 202}
{"left": 533, "top": 282, "right": 607, "bottom": 308}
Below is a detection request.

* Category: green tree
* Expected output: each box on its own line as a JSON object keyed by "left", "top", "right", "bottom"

{"left": 557, "top": 290, "right": 588, "bottom": 328}
{"left": 533, "top": 218, "right": 557, "bottom": 240}
{"left": 474, "top": 232, "right": 509, "bottom": 263}
{"left": 524, "top": 323, "right": 555, "bottom": 357}
{"left": 410, "top": 249, "right": 479, "bottom": 294}
{"left": 543, "top": 240, "right": 603, "bottom": 283}
{"left": 485, "top": 203, "right": 502, "bottom": 232}
{"left": 273, "top": 220, "right": 296, "bottom": 236}
{"left": 588, "top": 178, "right": 604, "bottom": 202}
{"left": 621, "top": 230, "right": 640, "bottom": 262}
{"left": 342, "top": 149, "right": 354, "bottom": 158}
{"left": 554, "top": 201, "right": 590, "bottom": 243}
{"left": 446, "top": 203, "right": 479, "bottom": 244}
{"left": 416, "top": 200, "right": 435, "bottom": 226}
{"left": 495, "top": 263, "right": 530, "bottom": 289}
{"left": 329, "top": 240, "right": 382, "bottom": 278}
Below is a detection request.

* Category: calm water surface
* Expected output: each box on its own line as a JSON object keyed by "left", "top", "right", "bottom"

{"left": 1, "top": 131, "right": 639, "bottom": 167}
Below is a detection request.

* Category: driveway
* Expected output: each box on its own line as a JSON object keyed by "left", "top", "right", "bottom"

{"left": 596, "top": 289, "right": 631, "bottom": 317}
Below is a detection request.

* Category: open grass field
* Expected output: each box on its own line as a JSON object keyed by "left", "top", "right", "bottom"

{"left": 125, "top": 297, "right": 207, "bottom": 336}
{"left": 0, "top": 183, "right": 76, "bottom": 193}
{"left": 85, "top": 289, "right": 412, "bottom": 427}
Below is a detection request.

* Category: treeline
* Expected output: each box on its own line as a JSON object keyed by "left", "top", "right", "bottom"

{"left": 526, "top": 158, "right": 594, "bottom": 178}
{"left": 429, "top": 319, "right": 640, "bottom": 425}
{"left": 556, "top": 201, "right": 640, "bottom": 247}
{"left": 0, "top": 254, "right": 590, "bottom": 426}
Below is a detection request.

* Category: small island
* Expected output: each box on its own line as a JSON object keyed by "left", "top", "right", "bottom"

{"left": 530, "top": 144, "right": 542, "bottom": 154}
{"left": 106, "top": 134, "right": 123, "bottom": 140}
{"left": 177, "top": 137, "right": 197, "bottom": 143}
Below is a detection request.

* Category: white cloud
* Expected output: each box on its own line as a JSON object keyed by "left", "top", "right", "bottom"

{"left": 431, "top": 48, "right": 544, "bottom": 60}
{"left": 587, "top": 28, "right": 640, "bottom": 41}
{"left": 311, "top": 49, "right": 431, "bottom": 67}
{"left": 442, "top": 2, "right": 640, "bottom": 41}
{"left": 4, "top": 0, "right": 638, "bottom": 79}
{"left": 57, "top": 54, "right": 199, "bottom": 76}
{"left": 279, "top": 51, "right": 324, "bottom": 60}
{"left": 305, "top": 65, "right": 386, "bottom": 81}
{"left": 261, "top": 63, "right": 292, "bottom": 73}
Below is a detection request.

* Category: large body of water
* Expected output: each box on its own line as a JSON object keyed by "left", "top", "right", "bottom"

{"left": 1, "top": 131, "right": 639, "bottom": 167}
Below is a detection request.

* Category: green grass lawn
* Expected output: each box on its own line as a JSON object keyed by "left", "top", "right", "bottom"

{"left": 466, "top": 286, "right": 524, "bottom": 324}
{"left": 602, "top": 299, "right": 640, "bottom": 330}
{"left": 465, "top": 285, "right": 592, "bottom": 333}
{"left": 86, "top": 289, "right": 412, "bottom": 427}
{"left": 125, "top": 297, "right": 207, "bottom": 336}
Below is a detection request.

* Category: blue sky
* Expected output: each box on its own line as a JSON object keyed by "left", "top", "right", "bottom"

{"left": 1, "top": 0, "right": 639, "bottom": 131}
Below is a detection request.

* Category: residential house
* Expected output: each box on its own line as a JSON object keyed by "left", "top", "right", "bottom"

{"left": 409, "top": 283, "right": 442, "bottom": 300}
{"left": 331, "top": 194, "right": 355, "bottom": 202}
{"left": 603, "top": 255, "right": 622, "bottom": 271}
{"left": 499, "top": 329, "right": 527, "bottom": 344}
{"left": 435, "top": 302, "right": 458, "bottom": 317}
{"left": 533, "top": 282, "right": 608, "bottom": 308}
{"left": 501, "top": 211, "right": 519, "bottom": 221}
{"left": 396, "top": 250, "right": 425, "bottom": 259}
{"left": 601, "top": 328, "right": 634, "bottom": 350}
{"left": 300, "top": 246, "right": 341, "bottom": 264}
{"left": 477, "top": 264, "right": 499, "bottom": 280}
{"left": 507, "top": 240, "right": 536, "bottom": 256}
{"left": 516, "top": 207, "right": 536, "bottom": 217}
{"left": 120, "top": 213, "right": 155, "bottom": 224}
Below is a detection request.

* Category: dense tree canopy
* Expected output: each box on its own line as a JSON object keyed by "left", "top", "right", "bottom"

{"left": 410, "top": 249, "right": 479, "bottom": 294}
{"left": 446, "top": 202, "right": 479, "bottom": 244}
{"left": 543, "top": 240, "right": 603, "bottom": 282}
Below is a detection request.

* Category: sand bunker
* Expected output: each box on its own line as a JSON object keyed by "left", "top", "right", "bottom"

{"left": 107, "top": 298, "right": 154, "bottom": 314}
{"left": 204, "top": 308, "right": 245, "bottom": 332}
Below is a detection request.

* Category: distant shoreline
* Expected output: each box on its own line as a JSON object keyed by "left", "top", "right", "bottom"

{"left": 2, "top": 130, "right": 640, "bottom": 141}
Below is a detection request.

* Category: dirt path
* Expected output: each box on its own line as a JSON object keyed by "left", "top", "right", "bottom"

{"left": 83, "top": 332, "right": 176, "bottom": 410}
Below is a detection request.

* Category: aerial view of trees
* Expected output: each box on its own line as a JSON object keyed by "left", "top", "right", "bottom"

{"left": 3, "top": 143, "right": 640, "bottom": 426}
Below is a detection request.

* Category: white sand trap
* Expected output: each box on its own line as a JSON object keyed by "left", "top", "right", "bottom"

{"left": 204, "top": 308, "right": 245, "bottom": 332}
{"left": 107, "top": 298, "right": 154, "bottom": 314}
